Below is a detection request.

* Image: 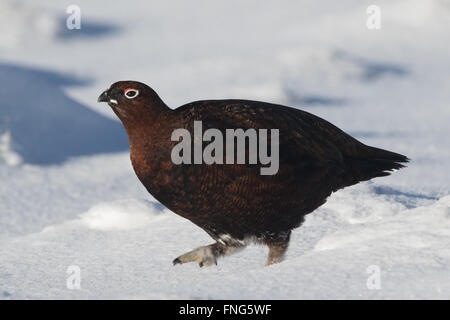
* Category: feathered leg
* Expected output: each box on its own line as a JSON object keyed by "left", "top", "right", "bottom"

{"left": 266, "top": 231, "right": 291, "bottom": 265}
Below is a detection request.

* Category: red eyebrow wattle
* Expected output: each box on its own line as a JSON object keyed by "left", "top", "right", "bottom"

{"left": 124, "top": 88, "right": 135, "bottom": 93}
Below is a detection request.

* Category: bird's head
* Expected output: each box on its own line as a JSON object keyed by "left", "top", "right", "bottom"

{"left": 98, "top": 81, "right": 168, "bottom": 121}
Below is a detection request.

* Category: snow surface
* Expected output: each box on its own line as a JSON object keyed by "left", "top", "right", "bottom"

{"left": 0, "top": 0, "right": 449, "bottom": 299}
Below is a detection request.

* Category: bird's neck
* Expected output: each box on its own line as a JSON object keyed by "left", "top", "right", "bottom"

{"left": 117, "top": 101, "right": 173, "bottom": 181}
{"left": 115, "top": 99, "right": 170, "bottom": 144}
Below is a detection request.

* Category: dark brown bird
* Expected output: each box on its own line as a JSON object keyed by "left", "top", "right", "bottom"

{"left": 98, "top": 81, "right": 408, "bottom": 267}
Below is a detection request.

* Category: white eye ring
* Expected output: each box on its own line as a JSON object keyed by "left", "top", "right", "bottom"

{"left": 124, "top": 88, "right": 139, "bottom": 99}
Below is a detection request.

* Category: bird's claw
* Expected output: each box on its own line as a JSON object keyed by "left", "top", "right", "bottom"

{"left": 172, "top": 246, "right": 217, "bottom": 267}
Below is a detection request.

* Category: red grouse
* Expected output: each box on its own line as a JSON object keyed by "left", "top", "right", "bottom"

{"left": 98, "top": 81, "right": 408, "bottom": 267}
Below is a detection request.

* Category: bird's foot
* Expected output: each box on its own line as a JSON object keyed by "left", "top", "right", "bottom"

{"left": 173, "top": 245, "right": 217, "bottom": 267}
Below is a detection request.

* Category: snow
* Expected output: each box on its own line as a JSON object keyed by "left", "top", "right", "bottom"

{"left": 79, "top": 199, "right": 167, "bottom": 231}
{"left": 0, "top": 130, "right": 22, "bottom": 166}
{"left": 0, "top": 0, "right": 449, "bottom": 299}
{"left": 0, "top": 1, "right": 58, "bottom": 49}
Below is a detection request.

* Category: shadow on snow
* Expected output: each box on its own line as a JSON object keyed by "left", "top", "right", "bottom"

{"left": 0, "top": 63, "right": 128, "bottom": 165}
{"left": 57, "top": 18, "right": 119, "bottom": 40}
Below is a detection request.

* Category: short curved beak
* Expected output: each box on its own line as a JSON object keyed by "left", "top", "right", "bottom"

{"left": 98, "top": 90, "right": 109, "bottom": 103}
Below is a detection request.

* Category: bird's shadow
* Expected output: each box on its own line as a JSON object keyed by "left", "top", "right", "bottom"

{"left": 0, "top": 63, "right": 128, "bottom": 165}
{"left": 372, "top": 185, "right": 438, "bottom": 209}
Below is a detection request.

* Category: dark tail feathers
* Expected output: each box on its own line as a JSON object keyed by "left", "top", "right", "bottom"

{"left": 345, "top": 146, "right": 409, "bottom": 186}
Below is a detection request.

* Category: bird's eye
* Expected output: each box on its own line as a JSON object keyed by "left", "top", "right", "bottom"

{"left": 124, "top": 88, "right": 139, "bottom": 99}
